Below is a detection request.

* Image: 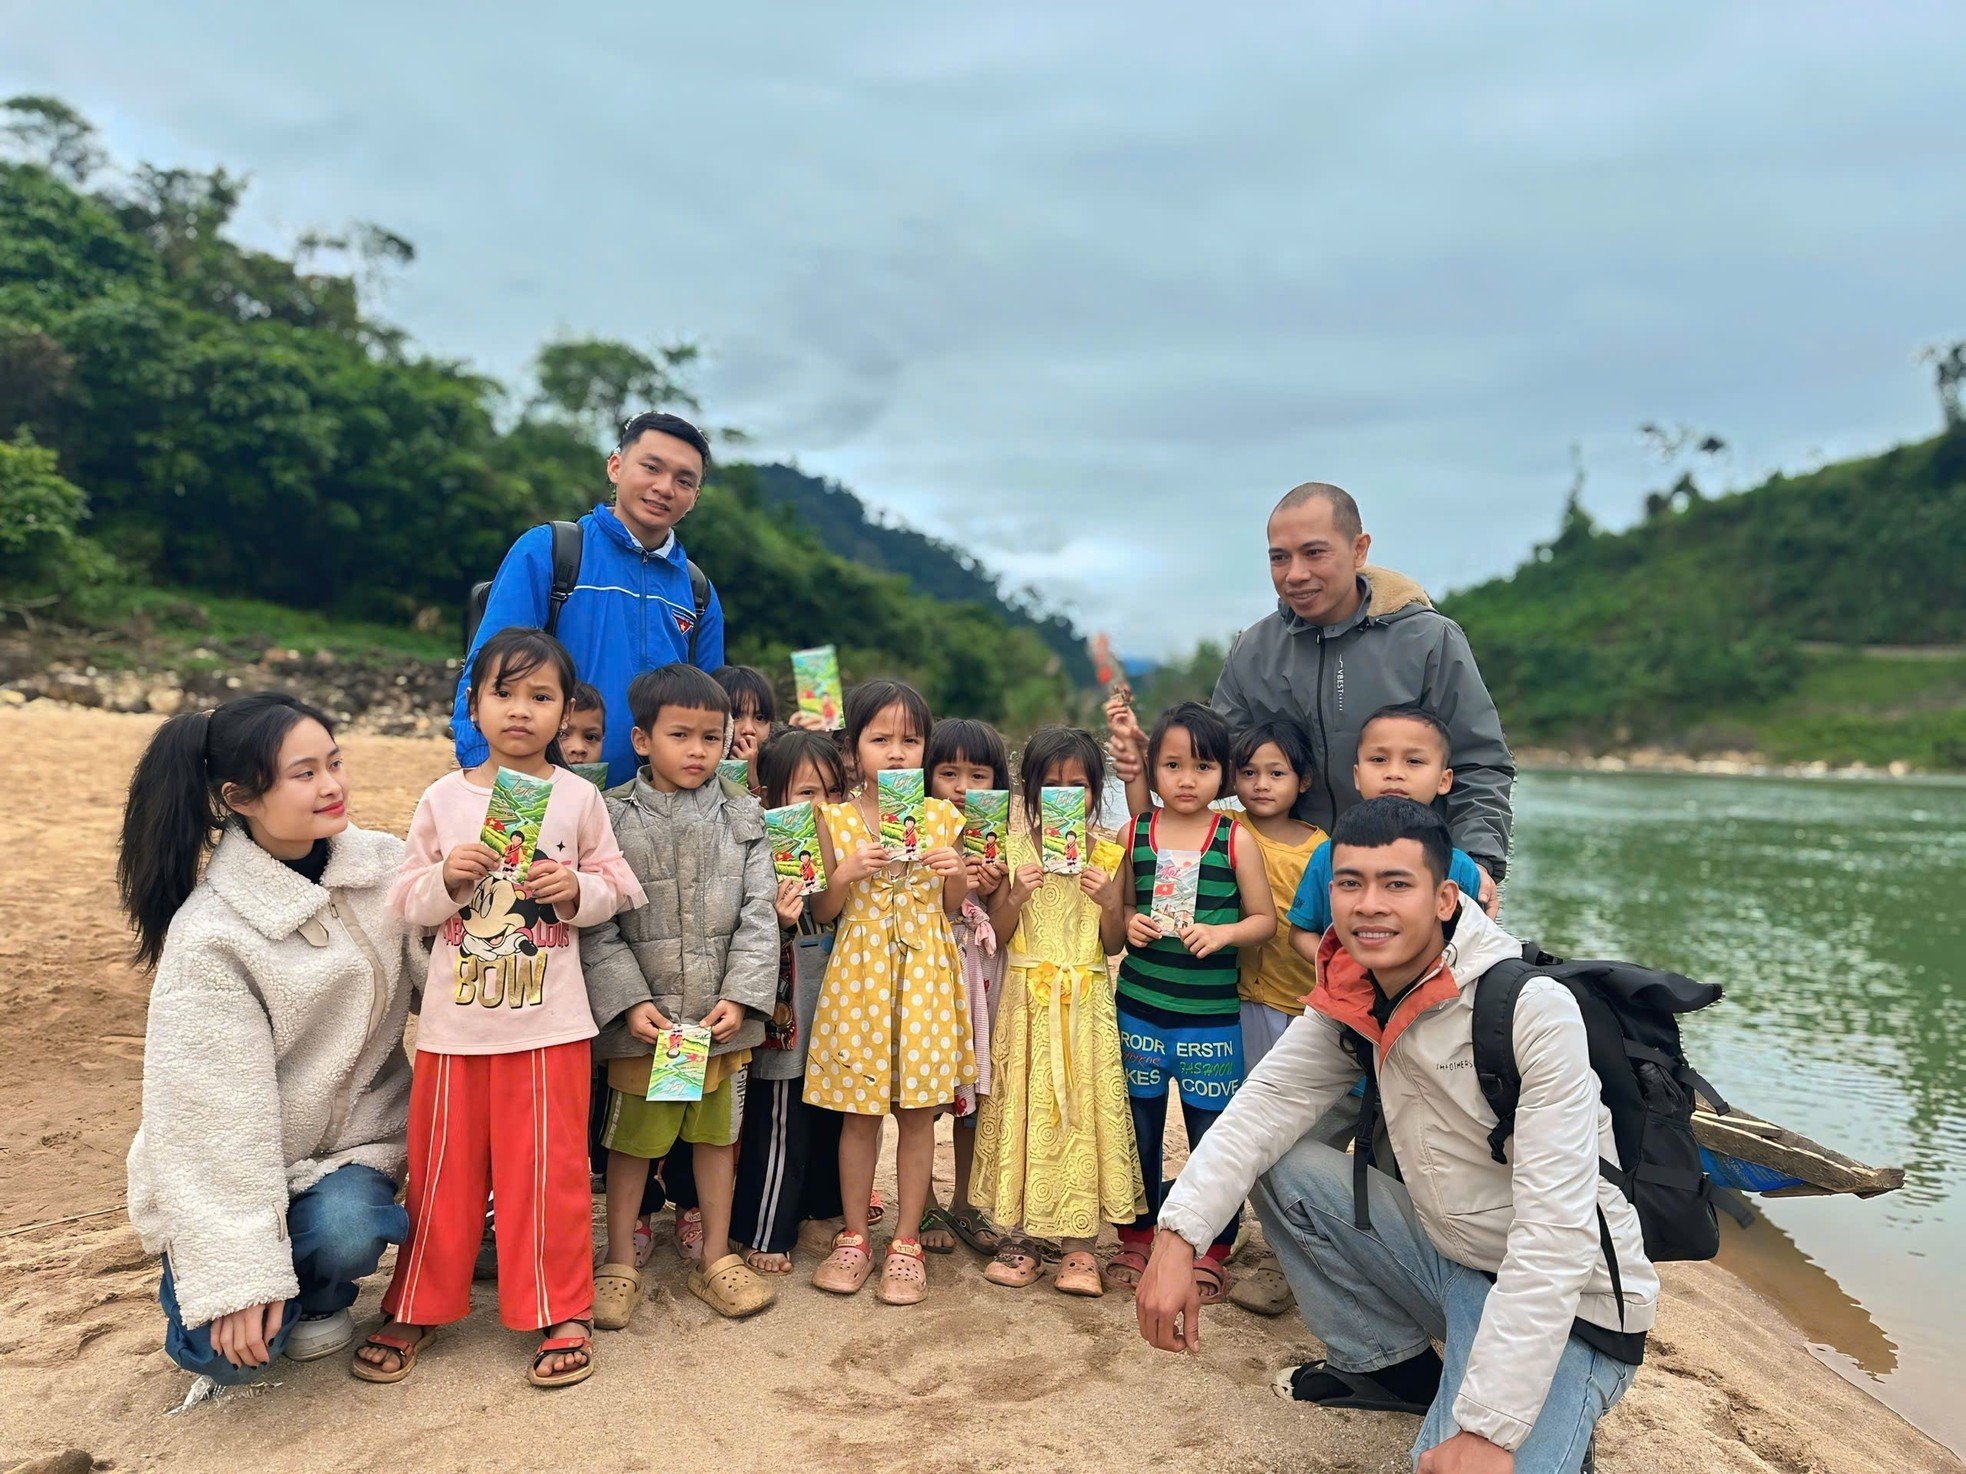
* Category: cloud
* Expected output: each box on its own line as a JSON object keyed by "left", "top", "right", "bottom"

{"left": 7, "top": 1, "right": 1963, "bottom": 655}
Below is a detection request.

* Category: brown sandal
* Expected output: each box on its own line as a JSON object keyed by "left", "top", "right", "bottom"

{"left": 528, "top": 1319, "right": 594, "bottom": 1388}
{"left": 1193, "top": 1255, "right": 1230, "bottom": 1306}
{"left": 1102, "top": 1244, "right": 1149, "bottom": 1292}
{"left": 877, "top": 1237, "right": 929, "bottom": 1305}
{"left": 983, "top": 1237, "right": 1044, "bottom": 1288}
{"left": 813, "top": 1229, "right": 874, "bottom": 1295}
{"left": 349, "top": 1324, "right": 432, "bottom": 1384}
{"left": 1054, "top": 1249, "right": 1104, "bottom": 1297}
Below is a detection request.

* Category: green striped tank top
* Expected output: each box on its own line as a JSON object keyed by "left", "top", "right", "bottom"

{"left": 1117, "top": 810, "right": 1242, "bottom": 1027}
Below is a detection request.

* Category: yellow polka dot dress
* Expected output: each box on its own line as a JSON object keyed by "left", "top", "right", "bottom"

{"left": 802, "top": 796, "right": 975, "bottom": 1115}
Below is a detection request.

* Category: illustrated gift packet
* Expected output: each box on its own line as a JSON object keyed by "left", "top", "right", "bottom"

{"left": 1040, "top": 786, "right": 1086, "bottom": 875}
{"left": 791, "top": 645, "right": 844, "bottom": 731}
{"left": 571, "top": 762, "right": 611, "bottom": 789}
{"left": 718, "top": 758, "right": 751, "bottom": 787}
{"left": 962, "top": 789, "right": 1010, "bottom": 862}
{"left": 1150, "top": 848, "right": 1203, "bottom": 932}
{"left": 877, "top": 768, "right": 927, "bottom": 862}
{"left": 765, "top": 801, "right": 827, "bottom": 895}
{"left": 481, "top": 767, "right": 553, "bottom": 886}
{"left": 644, "top": 1024, "right": 712, "bottom": 1103}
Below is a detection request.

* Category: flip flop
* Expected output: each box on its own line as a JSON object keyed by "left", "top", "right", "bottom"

{"left": 945, "top": 1207, "right": 1002, "bottom": 1256}
{"left": 673, "top": 1207, "right": 704, "bottom": 1262}
{"left": 528, "top": 1320, "right": 595, "bottom": 1389}
{"left": 349, "top": 1324, "right": 433, "bottom": 1384}
{"left": 1229, "top": 1265, "right": 1294, "bottom": 1316}
{"left": 1270, "top": 1360, "right": 1433, "bottom": 1416}
{"left": 917, "top": 1204, "right": 959, "bottom": 1254}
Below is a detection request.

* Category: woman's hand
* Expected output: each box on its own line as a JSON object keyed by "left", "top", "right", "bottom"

{"left": 209, "top": 1301, "right": 286, "bottom": 1369}
{"left": 522, "top": 858, "right": 581, "bottom": 910}
{"left": 1178, "top": 921, "right": 1229, "bottom": 958}
{"left": 701, "top": 999, "right": 745, "bottom": 1043}
{"left": 1125, "top": 912, "right": 1165, "bottom": 949}
{"left": 773, "top": 877, "right": 805, "bottom": 927}
{"left": 922, "top": 845, "right": 964, "bottom": 880}
{"left": 831, "top": 840, "right": 892, "bottom": 887}
{"left": 625, "top": 1001, "right": 672, "bottom": 1043}
{"left": 441, "top": 841, "right": 500, "bottom": 900}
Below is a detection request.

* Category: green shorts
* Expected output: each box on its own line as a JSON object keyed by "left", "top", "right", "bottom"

{"left": 601, "top": 1071, "right": 746, "bottom": 1158}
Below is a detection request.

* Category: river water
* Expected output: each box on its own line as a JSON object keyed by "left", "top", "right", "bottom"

{"left": 1507, "top": 769, "right": 1965, "bottom": 1453}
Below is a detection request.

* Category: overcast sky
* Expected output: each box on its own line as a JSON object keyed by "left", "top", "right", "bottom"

{"left": 8, "top": 3, "right": 1963, "bottom": 656}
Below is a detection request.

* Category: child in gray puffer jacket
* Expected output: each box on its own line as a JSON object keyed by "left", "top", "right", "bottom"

{"left": 582, "top": 665, "right": 780, "bottom": 1329}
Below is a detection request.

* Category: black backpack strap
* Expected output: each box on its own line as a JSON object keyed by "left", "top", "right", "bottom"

{"left": 685, "top": 558, "right": 710, "bottom": 663}
{"left": 1335, "top": 1026, "right": 1379, "bottom": 1231}
{"left": 1471, "top": 956, "right": 1537, "bottom": 1164}
{"left": 544, "top": 520, "right": 583, "bottom": 636}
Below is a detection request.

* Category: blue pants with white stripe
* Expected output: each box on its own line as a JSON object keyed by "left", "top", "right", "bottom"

{"left": 730, "top": 1078, "right": 844, "bottom": 1254}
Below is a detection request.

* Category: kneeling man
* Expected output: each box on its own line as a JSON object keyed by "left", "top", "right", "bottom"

{"left": 1136, "top": 797, "right": 1650, "bottom": 1473}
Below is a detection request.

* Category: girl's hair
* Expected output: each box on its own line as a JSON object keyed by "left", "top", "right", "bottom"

{"left": 758, "top": 728, "right": 849, "bottom": 810}
{"left": 713, "top": 665, "right": 777, "bottom": 724}
{"left": 840, "top": 679, "right": 933, "bottom": 782}
{"left": 1147, "top": 701, "right": 1235, "bottom": 799}
{"left": 1231, "top": 719, "right": 1316, "bottom": 782}
{"left": 467, "top": 627, "right": 576, "bottom": 767}
{"left": 925, "top": 718, "right": 1010, "bottom": 792}
{"left": 1020, "top": 726, "right": 1106, "bottom": 833}
{"left": 117, "top": 692, "right": 335, "bottom": 971}
{"left": 569, "top": 681, "right": 605, "bottom": 716}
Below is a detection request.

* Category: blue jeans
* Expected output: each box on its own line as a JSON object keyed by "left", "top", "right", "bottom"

{"left": 159, "top": 1163, "right": 407, "bottom": 1384}
{"left": 1251, "top": 1140, "right": 1637, "bottom": 1474}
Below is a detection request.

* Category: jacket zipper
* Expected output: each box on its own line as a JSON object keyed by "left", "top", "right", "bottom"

{"left": 314, "top": 895, "right": 391, "bottom": 1159}
{"left": 1313, "top": 637, "right": 1335, "bottom": 824}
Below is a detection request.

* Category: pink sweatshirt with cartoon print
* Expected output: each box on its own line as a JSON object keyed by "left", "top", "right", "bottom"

{"left": 391, "top": 768, "right": 646, "bottom": 1056}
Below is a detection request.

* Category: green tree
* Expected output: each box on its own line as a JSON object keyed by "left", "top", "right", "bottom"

{"left": 0, "top": 95, "right": 104, "bottom": 185}
{"left": 0, "top": 429, "right": 112, "bottom": 605}
{"left": 530, "top": 337, "right": 702, "bottom": 448}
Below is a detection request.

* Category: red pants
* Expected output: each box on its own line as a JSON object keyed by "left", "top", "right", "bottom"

{"left": 382, "top": 1043, "right": 593, "bottom": 1331}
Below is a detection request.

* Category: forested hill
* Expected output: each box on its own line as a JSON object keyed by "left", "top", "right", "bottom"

{"left": 1440, "top": 431, "right": 1966, "bottom": 767}
{"left": 0, "top": 104, "right": 1075, "bottom": 728}
{"left": 751, "top": 464, "right": 1092, "bottom": 683}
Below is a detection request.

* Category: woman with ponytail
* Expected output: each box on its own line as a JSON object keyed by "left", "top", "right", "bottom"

{"left": 120, "top": 693, "right": 421, "bottom": 1387}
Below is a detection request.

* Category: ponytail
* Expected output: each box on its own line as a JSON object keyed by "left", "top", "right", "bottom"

{"left": 117, "top": 692, "right": 334, "bottom": 971}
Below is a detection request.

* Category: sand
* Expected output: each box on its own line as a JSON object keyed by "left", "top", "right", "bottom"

{"left": 1, "top": 704, "right": 1957, "bottom": 1474}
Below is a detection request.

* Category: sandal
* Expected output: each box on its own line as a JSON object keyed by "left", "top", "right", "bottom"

{"left": 877, "top": 1237, "right": 928, "bottom": 1305}
{"left": 982, "top": 1237, "right": 1044, "bottom": 1289}
{"left": 1054, "top": 1249, "right": 1104, "bottom": 1298}
{"left": 918, "top": 1204, "right": 958, "bottom": 1255}
{"left": 1101, "top": 1244, "right": 1149, "bottom": 1292}
{"left": 673, "top": 1207, "right": 704, "bottom": 1263}
{"left": 866, "top": 1191, "right": 885, "bottom": 1227}
{"left": 592, "top": 1261, "right": 640, "bottom": 1331}
{"left": 1193, "top": 1254, "right": 1230, "bottom": 1306}
{"left": 945, "top": 1206, "right": 1002, "bottom": 1256}
{"left": 1229, "top": 1265, "right": 1294, "bottom": 1317}
{"left": 632, "top": 1215, "right": 655, "bottom": 1269}
{"left": 349, "top": 1323, "right": 433, "bottom": 1384}
{"left": 743, "top": 1246, "right": 794, "bottom": 1275}
{"left": 813, "top": 1229, "right": 874, "bottom": 1295}
{"left": 690, "top": 1252, "right": 779, "bottom": 1318}
{"left": 528, "top": 1320, "right": 594, "bottom": 1389}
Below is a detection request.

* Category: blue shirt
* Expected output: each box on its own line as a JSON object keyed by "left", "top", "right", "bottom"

{"left": 452, "top": 503, "right": 725, "bottom": 786}
{"left": 1285, "top": 838, "right": 1484, "bottom": 935}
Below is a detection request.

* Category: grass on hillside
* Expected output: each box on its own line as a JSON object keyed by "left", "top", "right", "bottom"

{"left": 1682, "top": 647, "right": 1966, "bottom": 768}
{"left": 74, "top": 585, "right": 457, "bottom": 669}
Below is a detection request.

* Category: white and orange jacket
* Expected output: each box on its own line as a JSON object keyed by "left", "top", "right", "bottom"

{"left": 1159, "top": 899, "right": 1657, "bottom": 1452}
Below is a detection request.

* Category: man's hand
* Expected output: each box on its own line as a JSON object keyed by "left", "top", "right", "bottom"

{"left": 441, "top": 841, "right": 500, "bottom": 900}
{"left": 701, "top": 999, "right": 745, "bottom": 1043}
{"left": 523, "top": 858, "right": 581, "bottom": 910}
{"left": 209, "top": 1300, "right": 285, "bottom": 1369}
{"left": 1109, "top": 744, "right": 1143, "bottom": 784}
{"left": 624, "top": 1001, "right": 671, "bottom": 1043}
{"left": 1417, "top": 1431, "right": 1512, "bottom": 1474}
{"left": 1135, "top": 1230, "right": 1202, "bottom": 1352}
{"left": 1125, "top": 912, "right": 1164, "bottom": 949}
{"left": 1474, "top": 864, "right": 1500, "bottom": 918}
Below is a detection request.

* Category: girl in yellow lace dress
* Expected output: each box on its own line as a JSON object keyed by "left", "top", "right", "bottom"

{"left": 971, "top": 727, "right": 1144, "bottom": 1296}
{"left": 803, "top": 679, "right": 973, "bottom": 1305}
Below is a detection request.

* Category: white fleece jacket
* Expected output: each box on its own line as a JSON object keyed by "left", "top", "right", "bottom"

{"left": 126, "top": 823, "right": 421, "bottom": 1329}
{"left": 1160, "top": 900, "right": 1657, "bottom": 1452}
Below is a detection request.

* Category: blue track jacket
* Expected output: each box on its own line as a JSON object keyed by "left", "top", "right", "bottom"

{"left": 452, "top": 502, "right": 725, "bottom": 785}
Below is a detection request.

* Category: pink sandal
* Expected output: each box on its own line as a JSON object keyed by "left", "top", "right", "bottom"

{"left": 673, "top": 1207, "right": 703, "bottom": 1263}
{"left": 877, "top": 1237, "right": 928, "bottom": 1306}
{"left": 813, "top": 1229, "right": 873, "bottom": 1295}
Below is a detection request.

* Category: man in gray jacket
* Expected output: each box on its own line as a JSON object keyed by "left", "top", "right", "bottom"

{"left": 1135, "top": 798, "right": 1649, "bottom": 1474}
{"left": 1211, "top": 482, "right": 1515, "bottom": 891}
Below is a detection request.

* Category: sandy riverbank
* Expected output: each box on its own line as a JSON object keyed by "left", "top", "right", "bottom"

{"left": 2, "top": 707, "right": 1957, "bottom": 1474}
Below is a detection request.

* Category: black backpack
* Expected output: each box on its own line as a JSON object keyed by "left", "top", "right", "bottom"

{"left": 1343, "top": 940, "right": 1727, "bottom": 1330}
{"left": 464, "top": 519, "right": 710, "bottom": 660}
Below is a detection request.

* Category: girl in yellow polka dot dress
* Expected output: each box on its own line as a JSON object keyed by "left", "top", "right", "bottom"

{"left": 803, "top": 679, "right": 974, "bottom": 1305}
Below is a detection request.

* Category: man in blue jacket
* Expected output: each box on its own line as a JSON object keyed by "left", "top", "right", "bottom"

{"left": 453, "top": 411, "right": 727, "bottom": 785}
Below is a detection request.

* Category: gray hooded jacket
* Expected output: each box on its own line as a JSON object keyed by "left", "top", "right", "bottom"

{"left": 582, "top": 774, "right": 779, "bottom": 1059}
{"left": 1211, "top": 568, "right": 1515, "bottom": 876}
